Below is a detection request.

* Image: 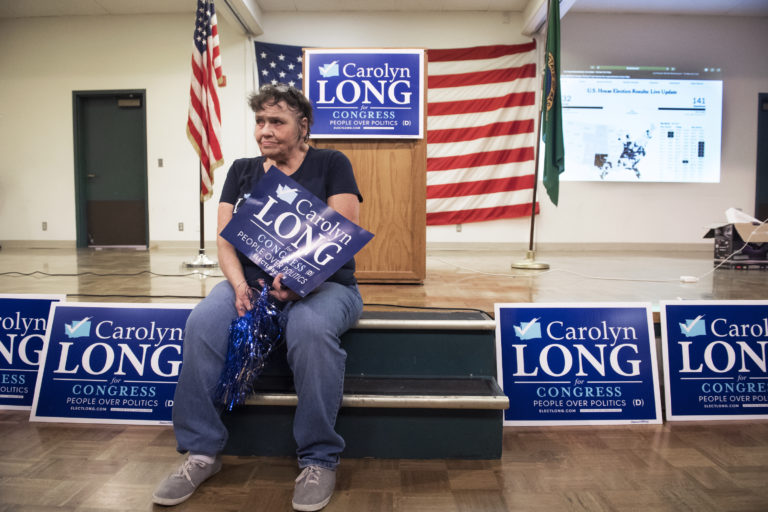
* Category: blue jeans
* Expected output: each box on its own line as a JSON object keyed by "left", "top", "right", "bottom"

{"left": 172, "top": 279, "right": 363, "bottom": 469}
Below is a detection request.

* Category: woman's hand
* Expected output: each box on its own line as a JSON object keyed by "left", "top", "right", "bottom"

{"left": 218, "top": 202, "right": 253, "bottom": 317}
{"left": 265, "top": 273, "right": 301, "bottom": 302}
{"left": 234, "top": 280, "right": 253, "bottom": 317}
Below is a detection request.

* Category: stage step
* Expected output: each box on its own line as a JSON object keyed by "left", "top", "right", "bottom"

{"left": 222, "top": 309, "right": 505, "bottom": 459}
{"left": 245, "top": 375, "right": 509, "bottom": 410}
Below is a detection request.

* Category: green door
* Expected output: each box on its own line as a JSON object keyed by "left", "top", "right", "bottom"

{"left": 74, "top": 91, "right": 148, "bottom": 247}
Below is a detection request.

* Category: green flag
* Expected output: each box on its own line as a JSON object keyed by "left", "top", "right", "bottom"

{"left": 541, "top": 0, "right": 565, "bottom": 205}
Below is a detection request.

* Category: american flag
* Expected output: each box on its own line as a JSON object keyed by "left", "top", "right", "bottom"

{"left": 252, "top": 41, "right": 537, "bottom": 225}
{"left": 426, "top": 43, "right": 538, "bottom": 225}
{"left": 187, "top": 0, "right": 224, "bottom": 201}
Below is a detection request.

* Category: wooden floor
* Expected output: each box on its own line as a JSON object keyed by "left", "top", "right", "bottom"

{"left": 1, "top": 244, "right": 768, "bottom": 511}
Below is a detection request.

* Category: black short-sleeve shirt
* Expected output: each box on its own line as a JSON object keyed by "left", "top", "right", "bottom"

{"left": 220, "top": 147, "right": 363, "bottom": 288}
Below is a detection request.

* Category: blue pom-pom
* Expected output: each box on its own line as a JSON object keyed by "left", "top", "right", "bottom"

{"left": 214, "top": 284, "right": 285, "bottom": 410}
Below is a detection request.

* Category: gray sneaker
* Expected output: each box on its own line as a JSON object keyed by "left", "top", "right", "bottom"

{"left": 152, "top": 456, "right": 222, "bottom": 506}
{"left": 292, "top": 465, "right": 336, "bottom": 511}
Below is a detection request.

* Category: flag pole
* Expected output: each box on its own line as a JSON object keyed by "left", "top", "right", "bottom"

{"left": 184, "top": 162, "right": 218, "bottom": 269}
{"left": 183, "top": 0, "right": 222, "bottom": 270}
{"left": 511, "top": 110, "right": 549, "bottom": 270}
{"left": 512, "top": 1, "right": 551, "bottom": 271}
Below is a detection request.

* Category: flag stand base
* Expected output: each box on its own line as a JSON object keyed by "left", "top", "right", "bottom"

{"left": 184, "top": 251, "right": 219, "bottom": 269}
{"left": 511, "top": 250, "right": 550, "bottom": 270}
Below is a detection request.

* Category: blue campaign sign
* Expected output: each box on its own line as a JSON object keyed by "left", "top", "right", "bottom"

{"left": 220, "top": 168, "right": 374, "bottom": 297}
{"left": 661, "top": 300, "right": 768, "bottom": 420}
{"left": 495, "top": 303, "right": 662, "bottom": 425}
{"left": 30, "top": 302, "right": 193, "bottom": 425}
{"left": 0, "top": 294, "right": 64, "bottom": 410}
{"left": 304, "top": 49, "right": 424, "bottom": 139}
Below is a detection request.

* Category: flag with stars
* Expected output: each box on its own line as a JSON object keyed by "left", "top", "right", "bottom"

{"left": 255, "top": 41, "right": 304, "bottom": 88}
{"left": 188, "top": 0, "right": 224, "bottom": 201}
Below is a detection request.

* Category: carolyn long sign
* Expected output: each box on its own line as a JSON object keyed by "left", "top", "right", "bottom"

{"left": 0, "top": 294, "right": 64, "bottom": 410}
{"left": 221, "top": 168, "right": 374, "bottom": 297}
{"left": 31, "top": 302, "right": 193, "bottom": 425}
{"left": 661, "top": 300, "right": 768, "bottom": 420}
{"left": 304, "top": 48, "right": 424, "bottom": 139}
{"left": 495, "top": 303, "right": 662, "bottom": 425}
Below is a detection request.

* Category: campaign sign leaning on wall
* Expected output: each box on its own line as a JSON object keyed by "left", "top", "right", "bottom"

{"left": 0, "top": 294, "right": 64, "bottom": 410}
{"left": 221, "top": 168, "right": 374, "bottom": 297}
{"left": 304, "top": 48, "right": 424, "bottom": 139}
{"left": 661, "top": 300, "right": 768, "bottom": 420}
{"left": 30, "top": 303, "right": 193, "bottom": 425}
{"left": 495, "top": 303, "right": 662, "bottom": 425}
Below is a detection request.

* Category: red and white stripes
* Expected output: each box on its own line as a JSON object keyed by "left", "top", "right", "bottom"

{"left": 426, "top": 42, "right": 538, "bottom": 225}
{"left": 187, "top": 0, "right": 224, "bottom": 201}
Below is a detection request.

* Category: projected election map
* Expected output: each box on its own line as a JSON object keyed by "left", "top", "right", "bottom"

{"left": 559, "top": 66, "right": 722, "bottom": 183}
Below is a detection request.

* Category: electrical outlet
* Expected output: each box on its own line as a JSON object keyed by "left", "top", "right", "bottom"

{"left": 178, "top": 222, "right": 184, "bottom": 231}
{"left": 158, "top": 158, "right": 164, "bottom": 167}
{"left": 42, "top": 221, "right": 48, "bottom": 231}
{"left": 456, "top": 223, "right": 462, "bottom": 232}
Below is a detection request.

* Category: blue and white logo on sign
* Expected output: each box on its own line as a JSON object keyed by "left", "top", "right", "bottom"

{"left": 514, "top": 318, "right": 542, "bottom": 340}
{"left": 318, "top": 60, "right": 339, "bottom": 78}
{"left": 276, "top": 184, "right": 298, "bottom": 204}
{"left": 679, "top": 315, "right": 706, "bottom": 337}
{"left": 64, "top": 317, "right": 92, "bottom": 338}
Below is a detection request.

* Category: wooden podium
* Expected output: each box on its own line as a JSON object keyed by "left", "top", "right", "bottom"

{"left": 305, "top": 48, "right": 427, "bottom": 284}
{"left": 313, "top": 138, "right": 426, "bottom": 284}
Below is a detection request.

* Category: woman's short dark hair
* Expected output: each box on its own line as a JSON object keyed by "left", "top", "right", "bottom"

{"left": 248, "top": 84, "right": 314, "bottom": 141}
